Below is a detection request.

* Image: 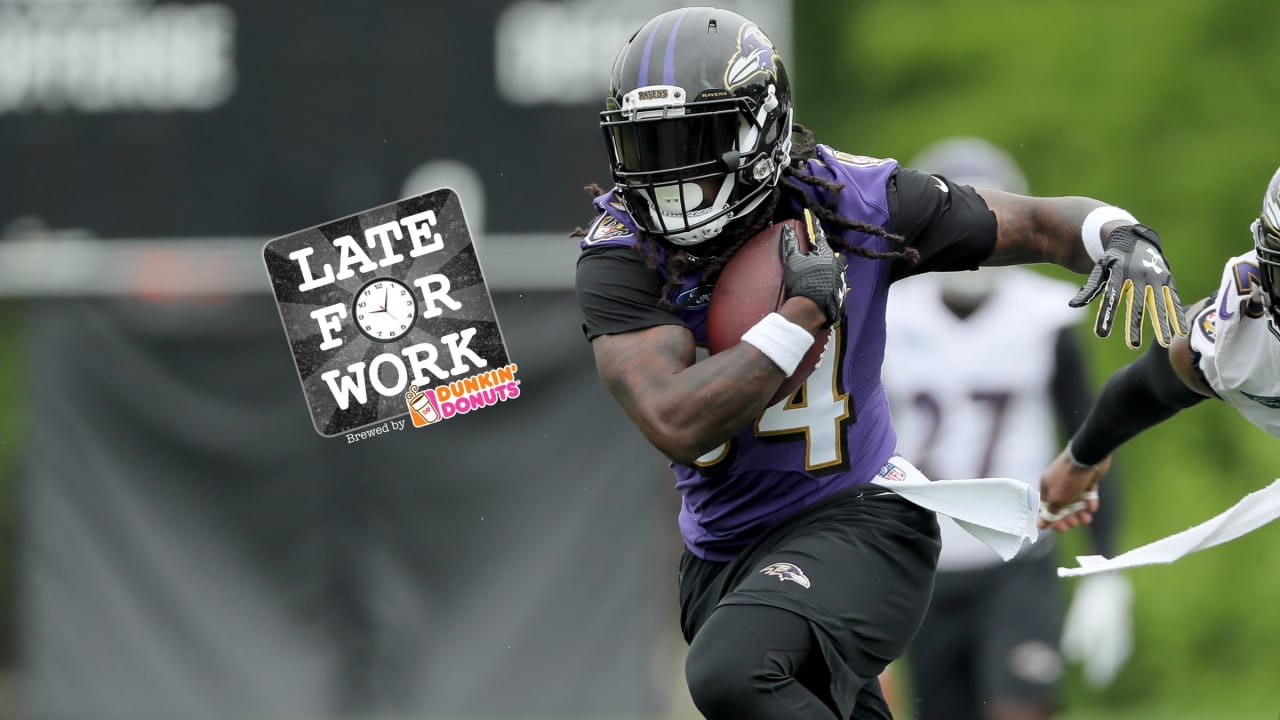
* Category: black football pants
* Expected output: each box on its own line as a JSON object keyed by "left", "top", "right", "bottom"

{"left": 685, "top": 604, "right": 892, "bottom": 719}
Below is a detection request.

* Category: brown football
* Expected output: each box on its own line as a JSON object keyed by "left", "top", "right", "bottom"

{"left": 706, "top": 218, "right": 831, "bottom": 406}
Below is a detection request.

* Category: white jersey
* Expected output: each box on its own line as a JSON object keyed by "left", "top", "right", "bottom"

{"left": 1189, "top": 250, "right": 1280, "bottom": 438}
{"left": 883, "top": 269, "right": 1083, "bottom": 570}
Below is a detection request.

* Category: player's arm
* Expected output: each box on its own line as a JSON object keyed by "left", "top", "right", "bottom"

{"left": 888, "top": 170, "right": 1185, "bottom": 349}
{"left": 589, "top": 299, "right": 822, "bottom": 464}
{"left": 1038, "top": 297, "right": 1215, "bottom": 530}
{"left": 576, "top": 229, "right": 843, "bottom": 465}
{"left": 979, "top": 191, "right": 1119, "bottom": 272}
{"left": 978, "top": 188, "right": 1187, "bottom": 349}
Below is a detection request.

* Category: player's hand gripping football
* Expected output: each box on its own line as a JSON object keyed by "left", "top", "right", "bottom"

{"left": 1070, "top": 224, "right": 1187, "bottom": 349}
{"left": 1037, "top": 448, "right": 1111, "bottom": 531}
{"left": 780, "top": 220, "right": 848, "bottom": 328}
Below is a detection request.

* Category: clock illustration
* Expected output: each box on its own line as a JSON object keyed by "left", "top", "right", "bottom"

{"left": 353, "top": 277, "right": 418, "bottom": 343}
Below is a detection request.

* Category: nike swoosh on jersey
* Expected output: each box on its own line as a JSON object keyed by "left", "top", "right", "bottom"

{"left": 933, "top": 177, "right": 949, "bottom": 193}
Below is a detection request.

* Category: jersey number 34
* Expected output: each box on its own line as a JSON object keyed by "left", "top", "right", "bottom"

{"left": 694, "top": 328, "right": 853, "bottom": 473}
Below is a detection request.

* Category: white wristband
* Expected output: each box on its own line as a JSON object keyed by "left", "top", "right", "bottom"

{"left": 741, "top": 312, "right": 815, "bottom": 376}
{"left": 1081, "top": 206, "right": 1139, "bottom": 262}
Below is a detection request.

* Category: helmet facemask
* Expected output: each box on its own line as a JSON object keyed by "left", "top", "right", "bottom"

{"left": 1252, "top": 218, "right": 1280, "bottom": 338}
{"left": 601, "top": 84, "right": 791, "bottom": 246}
{"left": 1252, "top": 167, "right": 1280, "bottom": 338}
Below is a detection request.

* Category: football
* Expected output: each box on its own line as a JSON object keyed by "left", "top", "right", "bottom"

{"left": 707, "top": 218, "right": 831, "bottom": 406}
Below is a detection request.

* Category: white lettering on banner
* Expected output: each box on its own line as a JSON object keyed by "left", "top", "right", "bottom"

{"left": 403, "top": 210, "right": 444, "bottom": 258}
{"left": 290, "top": 246, "right": 336, "bottom": 293}
{"left": 320, "top": 334, "right": 486, "bottom": 410}
{"left": 494, "top": 0, "right": 792, "bottom": 106}
{"left": 403, "top": 342, "right": 451, "bottom": 385}
{"left": 291, "top": 211, "right": 445, "bottom": 293}
{"left": 412, "top": 274, "right": 463, "bottom": 319}
{"left": 311, "top": 303, "right": 348, "bottom": 351}
{"left": 346, "top": 421, "right": 394, "bottom": 444}
{"left": 368, "top": 353, "right": 408, "bottom": 397}
{"left": 322, "top": 362, "right": 370, "bottom": 410}
{"left": 441, "top": 328, "right": 488, "bottom": 375}
{"left": 365, "top": 221, "right": 407, "bottom": 268}
{"left": 332, "top": 235, "right": 379, "bottom": 281}
{"left": 0, "top": 1, "right": 237, "bottom": 114}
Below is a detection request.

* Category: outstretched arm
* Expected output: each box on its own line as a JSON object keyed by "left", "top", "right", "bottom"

{"left": 979, "top": 191, "right": 1111, "bottom": 272}
{"left": 1038, "top": 298, "right": 1215, "bottom": 530}
{"left": 978, "top": 189, "right": 1188, "bottom": 349}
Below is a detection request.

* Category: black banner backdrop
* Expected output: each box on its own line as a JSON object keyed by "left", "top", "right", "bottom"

{"left": 2, "top": 1, "right": 791, "bottom": 717}
{"left": 0, "top": 0, "right": 599, "bottom": 236}
{"left": 0, "top": 0, "right": 790, "bottom": 238}
{"left": 23, "top": 293, "right": 677, "bottom": 720}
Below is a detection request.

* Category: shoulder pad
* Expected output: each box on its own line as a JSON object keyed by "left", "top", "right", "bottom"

{"left": 822, "top": 146, "right": 894, "bottom": 168}
{"left": 587, "top": 211, "right": 632, "bottom": 242}
{"left": 1196, "top": 304, "right": 1218, "bottom": 344}
{"left": 1217, "top": 250, "right": 1267, "bottom": 321}
{"left": 579, "top": 210, "right": 637, "bottom": 250}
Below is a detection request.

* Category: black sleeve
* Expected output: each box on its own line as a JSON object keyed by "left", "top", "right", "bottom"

{"left": 1049, "top": 328, "right": 1093, "bottom": 438}
{"left": 574, "top": 246, "right": 685, "bottom": 341}
{"left": 886, "top": 167, "right": 999, "bottom": 282}
{"left": 1048, "top": 327, "right": 1120, "bottom": 556}
{"left": 1069, "top": 342, "right": 1208, "bottom": 466}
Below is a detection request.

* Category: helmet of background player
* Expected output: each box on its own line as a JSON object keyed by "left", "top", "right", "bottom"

{"left": 1252, "top": 165, "right": 1280, "bottom": 337}
{"left": 908, "top": 137, "right": 1029, "bottom": 306}
{"left": 600, "top": 7, "right": 793, "bottom": 246}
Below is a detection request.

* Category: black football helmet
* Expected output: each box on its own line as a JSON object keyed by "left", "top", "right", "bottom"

{"left": 601, "top": 7, "right": 793, "bottom": 246}
{"left": 1253, "top": 165, "right": 1280, "bottom": 337}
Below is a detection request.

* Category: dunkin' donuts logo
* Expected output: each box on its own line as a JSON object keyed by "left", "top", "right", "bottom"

{"left": 405, "top": 364, "right": 521, "bottom": 427}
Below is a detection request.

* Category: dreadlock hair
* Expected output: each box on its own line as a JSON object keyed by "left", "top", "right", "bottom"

{"left": 573, "top": 123, "right": 919, "bottom": 308}
{"left": 569, "top": 183, "right": 610, "bottom": 239}
{"left": 780, "top": 123, "right": 919, "bottom": 265}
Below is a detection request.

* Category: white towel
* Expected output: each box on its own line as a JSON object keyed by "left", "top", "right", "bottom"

{"left": 870, "top": 456, "right": 1040, "bottom": 561}
{"left": 1059, "top": 478, "right": 1280, "bottom": 577}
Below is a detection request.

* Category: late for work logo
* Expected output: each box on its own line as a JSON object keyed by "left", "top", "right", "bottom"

{"left": 263, "top": 189, "right": 514, "bottom": 437}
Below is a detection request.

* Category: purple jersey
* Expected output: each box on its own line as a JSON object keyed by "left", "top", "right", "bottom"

{"left": 579, "top": 145, "right": 904, "bottom": 561}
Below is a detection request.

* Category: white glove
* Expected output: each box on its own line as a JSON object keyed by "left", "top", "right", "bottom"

{"left": 1060, "top": 573, "right": 1134, "bottom": 688}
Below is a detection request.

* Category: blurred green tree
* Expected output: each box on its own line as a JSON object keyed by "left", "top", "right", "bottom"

{"left": 792, "top": 1, "right": 1280, "bottom": 718}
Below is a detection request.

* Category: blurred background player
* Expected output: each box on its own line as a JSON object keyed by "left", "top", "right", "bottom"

{"left": 882, "top": 138, "right": 1135, "bottom": 720}
{"left": 1039, "top": 163, "right": 1280, "bottom": 527}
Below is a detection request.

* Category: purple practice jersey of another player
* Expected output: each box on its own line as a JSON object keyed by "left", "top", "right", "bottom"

{"left": 576, "top": 144, "right": 998, "bottom": 561}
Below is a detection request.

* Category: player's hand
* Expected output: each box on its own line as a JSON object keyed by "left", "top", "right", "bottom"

{"left": 780, "top": 219, "right": 848, "bottom": 327}
{"left": 1037, "top": 448, "right": 1110, "bottom": 531}
{"left": 1070, "top": 224, "right": 1187, "bottom": 349}
{"left": 1061, "top": 573, "right": 1134, "bottom": 688}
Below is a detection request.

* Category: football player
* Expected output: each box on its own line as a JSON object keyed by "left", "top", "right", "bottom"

{"left": 883, "top": 138, "right": 1133, "bottom": 720}
{"left": 573, "top": 7, "right": 1185, "bottom": 719}
{"left": 1039, "top": 165, "right": 1280, "bottom": 530}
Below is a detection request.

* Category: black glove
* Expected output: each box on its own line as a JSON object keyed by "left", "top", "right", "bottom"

{"left": 780, "top": 218, "right": 848, "bottom": 327}
{"left": 1070, "top": 223, "right": 1187, "bottom": 349}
